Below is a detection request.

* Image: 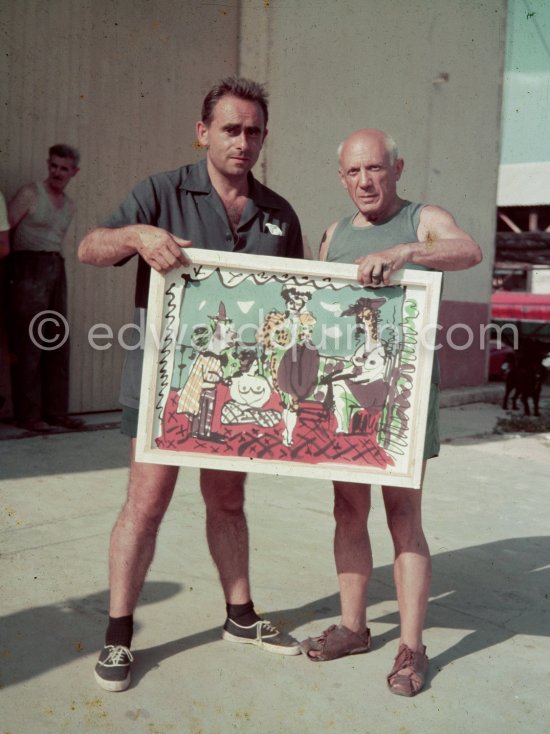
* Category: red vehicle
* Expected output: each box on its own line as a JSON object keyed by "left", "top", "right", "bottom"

{"left": 489, "top": 291, "right": 550, "bottom": 381}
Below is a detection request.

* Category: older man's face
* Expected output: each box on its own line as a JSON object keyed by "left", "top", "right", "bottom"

{"left": 47, "top": 155, "right": 79, "bottom": 192}
{"left": 338, "top": 134, "right": 403, "bottom": 223}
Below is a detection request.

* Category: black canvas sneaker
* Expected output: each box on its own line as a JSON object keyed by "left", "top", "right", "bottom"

{"left": 222, "top": 618, "right": 301, "bottom": 655}
{"left": 94, "top": 644, "right": 133, "bottom": 691}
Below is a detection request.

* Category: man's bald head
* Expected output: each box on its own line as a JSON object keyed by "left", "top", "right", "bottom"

{"left": 337, "top": 128, "right": 399, "bottom": 166}
{"left": 337, "top": 128, "right": 404, "bottom": 224}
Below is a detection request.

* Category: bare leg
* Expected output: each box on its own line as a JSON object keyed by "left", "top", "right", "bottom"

{"left": 108, "top": 439, "right": 179, "bottom": 616}
{"left": 382, "top": 465, "right": 431, "bottom": 652}
{"left": 200, "top": 469, "right": 250, "bottom": 605}
{"left": 333, "top": 481, "right": 372, "bottom": 634}
{"left": 304, "top": 481, "right": 371, "bottom": 660}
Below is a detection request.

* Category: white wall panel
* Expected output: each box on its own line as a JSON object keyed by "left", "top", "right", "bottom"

{"left": 1, "top": 0, "right": 507, "bottom": 412}
{"left": 1, "top": 0, "right": 239, "bottom": 414}
{"left": 241, "top": 0, "right": 506, "bottom": 303}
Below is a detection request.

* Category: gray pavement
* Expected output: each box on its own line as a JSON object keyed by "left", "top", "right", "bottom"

{"left": 1, "top": 390, "right": 549, "bottom": 734}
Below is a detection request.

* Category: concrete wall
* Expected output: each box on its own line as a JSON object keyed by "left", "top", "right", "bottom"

{"left": 0, "top": 0, "right": 239, "bottom": 415}
{"left": 1, "top": 0, "right": 506, "bottom": 415}
{"left": 240, "top": 0, "right": 506, "bottom": 387}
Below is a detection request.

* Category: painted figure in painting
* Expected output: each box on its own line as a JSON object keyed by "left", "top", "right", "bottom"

{"left": 79, "top": 77, "right": 304, "bottom": 692}
{"left": 300, "top": 128, "right": 483, "bottom": 698}
{"left": 176, "top": 302, "right": 238, "bottom": 439}
{"left": 221, "top": 360, "right": 281, "bottom": 429}
{"left": 323, "top": 295, "right": 390, "bottom": 435}
{"left": 258, "top": 284, "right": 319, "bottom": 446}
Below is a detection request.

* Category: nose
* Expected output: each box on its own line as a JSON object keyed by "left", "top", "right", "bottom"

{"left": 235, "top": 132, "right": 248, "bottom": 151}
{"left": 358, "top": 169, "right": 372, "bottom": 188}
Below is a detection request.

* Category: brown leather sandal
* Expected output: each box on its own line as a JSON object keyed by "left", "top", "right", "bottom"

{"left": 387, "top": 644, "right": 429, "bottom": 697}
{"left": 300, "top": 624, "right": 372, "bottom": 662}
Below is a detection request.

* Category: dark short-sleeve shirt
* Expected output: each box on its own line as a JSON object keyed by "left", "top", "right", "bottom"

{"left": 103, "top": 158, "right": 304, "bottom": 307}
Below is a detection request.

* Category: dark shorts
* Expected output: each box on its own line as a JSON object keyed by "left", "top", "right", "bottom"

{"left": 121, "top": 405, "right": 139, "bottom": 438}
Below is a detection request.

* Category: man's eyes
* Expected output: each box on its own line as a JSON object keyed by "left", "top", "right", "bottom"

{"left": 224, "top": 127, "right": 261, "bottom": 137}
{"left": 347, "top": 166, "right": 382, "bottom": 175}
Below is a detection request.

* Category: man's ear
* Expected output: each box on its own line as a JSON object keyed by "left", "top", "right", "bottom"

{"left": 394, "top": 158, "right": 404, "bottom": 180}
{"left": 338, "top": 168, "right": 348, "bottom": 190}
{"left": 196, "top": 120, "right": 208, "bottom": 148}
{"left": 262, "top": 127, "right": 268, "bottom": 144}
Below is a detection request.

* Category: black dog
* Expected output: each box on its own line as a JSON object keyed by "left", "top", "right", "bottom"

{"left": 502, "top": 344, "right": 546, "bottom": 417}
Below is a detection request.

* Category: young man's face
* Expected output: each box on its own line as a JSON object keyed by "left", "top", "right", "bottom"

{"left": 47, "top": 155, "right": 79, "bottom": 192}
{"left": 197, "top": 95, "right": 267, "bottom": 181}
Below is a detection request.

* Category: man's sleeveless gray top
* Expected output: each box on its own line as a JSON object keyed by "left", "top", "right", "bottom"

{"left": 327, "top": 201, "right": 440, "bottom": 383}
{"left": 327, "top": 201, "right": 426, "bottom": 267}
{"left": 12, "top": 181, "right": 73, "bottom": 253}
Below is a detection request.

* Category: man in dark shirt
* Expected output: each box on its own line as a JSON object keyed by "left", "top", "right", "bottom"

{"left": 79, "top": 77, "right": 303, "bottom": 692}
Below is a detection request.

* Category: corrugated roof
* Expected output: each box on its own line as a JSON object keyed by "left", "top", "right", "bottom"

{"left": 497, "top": 162, "right": 550, "bottom": 207}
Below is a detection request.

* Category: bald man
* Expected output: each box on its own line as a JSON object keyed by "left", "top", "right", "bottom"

{"left": 301, "top": 129, "right": 482, "bottom": 697}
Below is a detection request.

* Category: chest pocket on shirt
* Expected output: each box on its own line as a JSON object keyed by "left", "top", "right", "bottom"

{"left": 250, "top": 232, "right": 286, "bottom": 257}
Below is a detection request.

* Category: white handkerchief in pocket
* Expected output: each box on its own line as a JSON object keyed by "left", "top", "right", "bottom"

{"left": 265, "top": 223, "right": 283, "bottom": 236}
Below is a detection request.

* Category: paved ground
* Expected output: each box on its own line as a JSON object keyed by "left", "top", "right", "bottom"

{"left": 1, "top": 386, "right": 549, "bottom": 734}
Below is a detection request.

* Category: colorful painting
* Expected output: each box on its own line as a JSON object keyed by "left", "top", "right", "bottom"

{"left": 136, "top": 249, "right": 442, "bottom": 488}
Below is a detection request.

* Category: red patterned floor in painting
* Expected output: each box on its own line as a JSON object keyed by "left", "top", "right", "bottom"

{"left": 156, "top": 388, "right": 393, "bottom": 470}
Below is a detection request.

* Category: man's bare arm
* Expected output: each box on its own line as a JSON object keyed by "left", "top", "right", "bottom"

{"left": 318, "top": 221, "right": 339, "bottom": 261}
{"left": 78, "top": 224, "right": 192, "bottom": 273}
{"left": 356, "top": 205, "right": 482, "bottom": 286}
{"left": 8, "top": 184, "right": 37, "bottom": 229}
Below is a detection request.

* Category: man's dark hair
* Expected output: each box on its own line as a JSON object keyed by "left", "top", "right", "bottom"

{"left": 49, "top": 144, "right": 80, "bottom": 166}
{"left": 201, "top": 76, "right": 269, "bottom": 127}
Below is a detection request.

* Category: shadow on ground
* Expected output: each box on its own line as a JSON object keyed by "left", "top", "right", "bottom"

{"left": 0, "top": 426, "right": 128, "bottom": 478}
{"left": 2, "top": 537, "right": 547, "bottom": 689}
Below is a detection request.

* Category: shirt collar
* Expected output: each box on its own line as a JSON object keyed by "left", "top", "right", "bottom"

{"left": 180, "top": 158, "right": 281, "bottom": 210}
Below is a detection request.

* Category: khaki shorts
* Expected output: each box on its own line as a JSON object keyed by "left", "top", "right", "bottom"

{"left": 423, "top": 383, "right": 440, "bottom": 460}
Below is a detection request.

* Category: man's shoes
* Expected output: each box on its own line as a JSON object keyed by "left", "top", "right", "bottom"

{"left": 94, "top": 644, "right": 134, "bottom": 691}
{"left": 387, "top": 644, "right": 429, "bottom": 697}
{"left": 301, "top": 624, "right": 372, "bottom": 661}
{"left": 16, "top": 419, "right": 52, "bottom": 433}
{"left": 46, "top": 415, "right": 85, "bottom": 430}
{"left": 223, "top": 617, "right": 301, "bottom": 655}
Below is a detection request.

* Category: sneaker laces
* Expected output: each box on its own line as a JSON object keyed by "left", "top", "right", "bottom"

{"left": 257, "top": 620, "right": 278, "bottom": 639}
{"left": 103, "top": 645, "right": 134, "bottom": 664}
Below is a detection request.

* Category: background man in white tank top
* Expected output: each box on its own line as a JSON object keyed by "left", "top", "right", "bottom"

{"left": 7, "top": 144, "right": 81, "bottom": 432}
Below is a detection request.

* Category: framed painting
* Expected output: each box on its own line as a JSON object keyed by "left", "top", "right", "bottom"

{"left": 135, "top": 249, "right": 442, "bottom": 488}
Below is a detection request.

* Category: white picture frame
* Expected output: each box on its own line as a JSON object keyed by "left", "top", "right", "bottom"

{"left": 136, "top": 249, "right": 442, "bottom": 489}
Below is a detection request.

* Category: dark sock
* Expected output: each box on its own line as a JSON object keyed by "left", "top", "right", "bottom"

{"left": 226, "top": 600, "right": 261, "bottom": 626}
{"left": 105, "top": 614, "right": 134, "bottom": 648}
